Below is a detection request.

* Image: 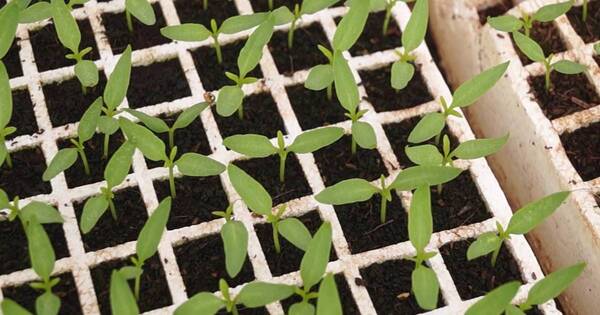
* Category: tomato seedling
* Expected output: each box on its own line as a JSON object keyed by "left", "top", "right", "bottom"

{"left": 488, "top": 1, "right": 572, "bottom": 37}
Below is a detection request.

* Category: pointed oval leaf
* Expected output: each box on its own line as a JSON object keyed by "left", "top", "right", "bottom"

{"left": 1, "top": 299, "right": 33, "bottom": 315}
{"left": 124, "top": 109, "right": 169, "bottom": 133}
{"left": 216, "top": 85, "right": 244, "bottom": 117}
{"left": 227, "top": 164, "right": 272, "bottom": 215}
{"left": 316, "top": 274, "right": 342, "bottom": 315}
{"left": 104, "top": 46, "right": 132, "bottom": 110}
{"left": 279, "top": 218, "right": 312, "bottom": 251}
{"left": 175, "top": 153, "right": 225, "bottom": 177}
{"left": 160, "top": 24, "right": 212, "bottom": 42}
{"left": 533, "top": 1, "right": 572, "bottom": 22}
{"left": 110, "top": 271, "right": 140, "bottom": 315}
{"left": 174, "top": 292, "right": 224, "bottom": 315}
{"left": 98, "top": 116, "right": 119, "bottom": 135}
{"left": 51, "top": 0, "right": 81, "bottom": 53}
{"left": 289, "top": 127, "right": 344, "bottom": 153}
{"left": 27, "top": 218, "right": 55, "bottom": 281}
{"left": 332, "top": 0, "right": 369, "bottom": 51}
{"left": 391, "top": 61, "right": 415, "bottom": 90}
{"left": 301, "top": 0, "right": 338, "bottom": 14}
{"left": 137, "top": 197, "right": 171, "bottom": 262}
{"left": 513, "top": 32, "right": 545, "bottom": 63}
{"left": 238, "top": 17, "right": 274, "bottom": 77}
{"left": 408, "top": 185, "right": 432, "bottom": 252}
{"left": 506, "top": 191, "right": 570, "bottom": 234}
{"left": 300, "top": 222, "right": 332, "bottom": 290}
{"left": 412, "top": 265, "right": 439, "bottom": 310}
{"left": 0, "top": 61, "right": 12, "bottom": 128}
{"left": 525, "top": 262, "right": 585, "bottom": 307}
{"left": 220, "top": 13, "right": 268, "bottom": 34}
{"left": 487, "top": 15, "right": 524, "bottom": 32}
{"left": 19, "top": 2, "right": 53, "bottom": 23}
{"left": 75, "top": 60, "right": 99, "bottom": 88}
{"left": 451, "top": 61, "right": 510, "bottom": 108}
{"left": 451, "top": 134, "right": 508, "bottom": 160}
{"left": 352, "top": 121, "right": 377, "bottom": 149}
{"left": 119, "top": 118, "right": 167, "bottom": 162}
{"left": 407, "top": 112, "right": 446, "bottom": 143}
{"left": 43, "top": 148, "right": 79, "bottom": 181}
{"left": 305, "top": 64, "right": 334, "bottom": 91}
{"left": 104, "top": 141, "right": 135, "bottom": 188}
{"left": 405, "top": 144, "right": 443, "bottom": 166}
{"left": 402, "top": 0, "right": 428, "bottom": 52}
{"left": 221, "top": 220, "right": 248, "bottom": 278}
{"left": 391, "top": 166, "right": 462, "bottom": 191}
{"left": 21, "top": 201, "right": 63, "bottom": 224}
{"left": 237, "top": 282, "right": 295, "bottom": 308}
{"left": 315, "top": 178, "right": 378, "bottom": 205}
{"left": 125, "top": 0, "right": 156, "bottom": 26}
{"left": 0, "top": 4, "right": 19, "bottom": 59}
{"left": 223, "top": 134, "right": 277, "bottom": 158}
{"left": 80, "top": 196, "right": 109, "bottom": 234}
{"left": 465, "top": 281, "right": 520, "bottom": 315}
{"left": 78, "top": 97, "right": 103, "bottom": 142}
{"left": 552, "top": 60, "right": 587, "bottom": 74}
{"left": 36, "top": 292, "right": 61, "bottom": 315}
{"left": 289, "top": 302, "right": 315, "bottom": 315}
{"left": 333, "top": 51, "right": 359, "bottom": 112}
{"left": 466, "top": 232, "right": 503, "bottom": 260}
{"left": 173, "top": 102, "right": 209, "bottom": 130}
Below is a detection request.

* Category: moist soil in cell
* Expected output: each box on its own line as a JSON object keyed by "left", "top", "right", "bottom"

{"left": 478, "top": 0, "right": 513, "bottom": 25}
{"left": 567, "top": 1, "right": 600, "bottom": 43}
{"left": 285, "top": 84, "right": 347, "bottom": 130}
{"left": 8, "top": 89, "right": 39, "bottom": 139}
{"left": 127, "top": 59, "right": 191, "bottom": 109}
{"left": 560, "top": 121, "right": 600, "bottom": 181}
{"left": 0, "top": 147, "right": 51, "bottom": 198}
{"left": 4, "top": 41, "right": 22, "bottom": 78}
{"left": 174, "top": 0, "right": 239, "bottom": 25}
{"left": 336, "top": 10, "right": 402, "bottom": 57}
{"left": 268, "top": 23, "right": 330, "bottom": 75}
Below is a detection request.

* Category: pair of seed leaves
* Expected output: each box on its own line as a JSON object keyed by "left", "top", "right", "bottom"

{"left": 487, "top": 1, "right": 572, "bottom": 35}
{"left": 175, "top": 222, "right": 341, "bottom": 315}
{"left": 0, "top": 61, "right": 16, "bottom": 167}
{"left": 466, "top": 262, "right": 585, "bottom": 315}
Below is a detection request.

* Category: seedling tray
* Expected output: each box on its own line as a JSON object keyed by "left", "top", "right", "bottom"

{"left": 429, "top": 0, "right": 600, "bottom": 313}
{"left": 0, "top": 0, "right": 561, "bottom": 314}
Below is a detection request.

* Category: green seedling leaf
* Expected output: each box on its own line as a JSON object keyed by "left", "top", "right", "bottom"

{"left": 238, "top": 17, "right": 274, "bottom": 78}
{"left": 408, "top": 185, "right": 432, "bottom": 252}
{"left": 289, "top": 127, "right": 344, "bottom": 153}
{"left": 161, "top": 24, "right": 212, "bottom": 42}
{"left": 237, "top": 282, "right": 295, "bottom": 308}
{"left": 407, "top": 112, "right": 445, "bottom": 143}
{"left": 27, "top": 218, "right": 55, "bottom": 281}
{"left": 75, "top": 60, "right": 99, "bottom": 87}
{"left": 305, "top": 64, "right": 334, "bottom": 91}
{"left": 104, "top": 141, "right": 135, "bottom": 188}
{"left": 506, "top": 191, "right": 570, "bottom": 234}
{"left": 173, "top": 103, "right": 208, "bottom": 130}
{"left": 119, "top": 118, "right": 167, "bottom": 162}
{"left": 51, "top": 0, "right": 81, "bottom": 53}
{"left": 36, "top": 292, "right": 61, "bottom": 315}
{"left": 0, "top": 189, "right": 10, "bottom": 209}
{"left": 124, "top": 109, "right": 170, "bottom": 133}
{"left": 333, "top": 51, "right": 359, "bottom": 113}
{"left": 270, "top": 6, "right": 295, "bottom": 25}
{"left": 43, "top": 148, "right": 78, "bottom": 181}
{"left": 110, "top": 271, "right": 140, "bottom": 315}
{"left": 104, "top": 46, "right": 132, "bottom": 110}
{"left": 301, "top": 0, "right": 339, "bottom": 14}
{"left": 524, "top": 262, "right": 585, "bottom": 307}
{"left": 352, "top": 121, "right": 377, "bottom": 149}
{"left": 391, "top": 61, "right": 415, "bottom": 90}
{"left": 98, "top": 116, "right": 119, "bottom": 135}
{"left": 451, "top": 134, "right": 508, "bottom": 160}
{"left": 412, "top": 265, "right": 439, "bottom": 310}
{"left": 300, "top": 222, "right": 332, "bottom": 290}
{"left": 118, "top": 266, "right": 142, "bottom": 280}
{"left": 533, "top": 1, "right": 572, "bottom": 22}
{"left": 513, "top": 32, "right": 545, "bottom": 63}
{"left": 20, "top": 2, "right": 53, "bottom": 23}
{"left": 174, "top": 292, "right": 224, "bottom": 315}
{"left": 289, "top": 302, "right": 315, "bottom": 315}
{"left": 402, "top": 0, "right": 428, "bottom": 52}
{"left": 1, "top": 299, "right": 33, "bottom": 315}
{"left": 0, "top": 4, "right": 19, "bottom": 59}
{"left": 487, "top": 15, "right": 523, "bottom": 32}
{"left": 220, "top": 13, "right": 268, "bottom": 34}
{"left": 228, "top": 164, "right": 272, "bottom": 215}
{"left": 279, "top": 218, "right": 312, "bottom": 251}
{"left": 594, "top": 43, "right": 600, "bottom": 55}
{"left": 21, "top": 202, "right": 63, "bottom": 224}
{"left": 391, "top": 165, "right": 462, "bottom": 191}
{"left": 553, "top": 60, "right": 587, "bottom": 74}
{"left": 451, "top": 61, "right": 509, "bottom": 108}
{"left": 217, "top": 85, "right": 244, "bottom": 117}
{"left": 221, "top": 220, "right": 248, "bottom": 278}
{"left": 316, "top": 178, "right": 379, "bottom": 205}
{"left": 175, "top": 153, "right": 225, "bottom": 177}
{"left": 80, "top": 196, "right": 109, "bottom": 234}
{"left": 79, "top": 97, "right": 103, "bottom": 142}
{"left": 0, "top": 61, "right": 12, "bottom": 128}
{"left": 126, "top": 0, "right": 156, "bottom": 26}
{"left": 223, "top": 134, "right": 277, "bottom": 157}
{"left": 405, "top": 144, "right": 443, "bottom": 166}
{"left": 333, "top": 0, "right": 369, "bottom": 51}
{"left": 137, "top": 197, "right": 171, "bottom": 263}
{"left": 466, "top": 232, "right": 503, "bottom": 260}
{"left": 316, "top": 274, "right": 342, "bottom": 315}
{"left": 465, "top": 281, "right": 520, "bottom": 315}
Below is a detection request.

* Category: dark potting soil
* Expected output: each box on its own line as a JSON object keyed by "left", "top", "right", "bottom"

{"left": 336, "top": 11, "right": 402, "bottom": 57}
{"left": 127, "top": 59, "right": 191, "bottom": 109}
{"left": 512, "top": 22, "right": 567, "bottom": 66}
{"left": 73, "top": 186, "right": 148, "bottom": 252}
{"left": 2, "top": 273, "right": 82, "bottom": 315}
{"left": 8, "top": 89, "right": 39, "bottom": 139}
{"left": 254, "top": 210, "right": 336, "bottom": 276}
{"left": 0, "top": 147, "right": 51, "bottom": 198}
{"left": 280, "top": 274, "right": 356, "bottom": 314}
{"left": 4, "top": 41, "right": 22, "bottom": 78}
{"left": 102, "top": 3, "right": 170, "bottom": 54}
{"left": 233, "top": 154, "right": 312, "bottom": 206}
{"left": 212, "top": 92, "right": 285, "bottom": 139}
{"left": 440, "top": 239, "right": 524, "bottom": 300}
{"left": 29, "top": 20, "right": 99, "bottom": 72}
{"left": 477, "top": 0, "right": 513, "bottom": 25}
{"left": 567, "top": 1, "right": 600, "bottom": 43}
{"left": 359, "top": 259, "right": 444, "bottom": 314}
{"left": 359, "top": 64, "right": 433, "bottom": 112}
{"left": 314, "top": 135, "right": 388, "bottom": 187}
{"left": 560, "top": 121, "right": 600, "bottom": 181}
{"left": 0, "top": 221, "right": 69, "bottom": 275}
{"left": 191, "top": 40, "right": 264, "bottom": 92}
{"left": 154, "top": 175, "right": 229, "bottom": 230}
{"left": 91, "top": 255, "right": 172, "bottom": 315}
{"left": 174, "top": 233, "right": 256, "bottom": 294}
{"left": 529, "top": 72, "right": 600, "bottom": 120}
{"left": 250, "top": 0, "right": 301, "bottom": 12}
{"left": 43, "top": 74, "right": 107, "bottom": 128}
{"left": 334, "top": 194, "right": 408, "bottom": 254}
{"left": 174, "top": 0, "right": 239, "bottom": 25}
{"left": 59, "top": 132, "right": 127, "bottom": 188}
{"left": 424, "top": 27, "right": 452, "bottom": 89}
{"left": 268, "top": 23, "right": 330, "bottom": 76}
{"left": 285, "top": 84, "right": 347, "bottom": 131}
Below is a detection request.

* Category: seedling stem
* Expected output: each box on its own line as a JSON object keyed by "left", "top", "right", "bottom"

{"left": 326, "top": 84, "right": 333, "bottom": 100}
{"left": 210, "top": 19, "right": 224, "bottom": 64}
{"left": 268, "top": 0, "right": 273, "bottom": 10}
{"left": 71, "top": 139, "right": 91, "bottom": 175}
{"left": 266, "top": 205, "right": 287, "bottom": 253}
{"left": 288, "top": 5, "right": 300, "bottom": 48}
{"left": 382, "top": 0, "right": 397, "bottom": 36}
{"left": 378, "top": 176, "right": 393, "bottom": 224}
{"left": 543, "top": 55, "right": 554, "bottom": 91}
{"left": 583, "top": 0, "right": 588, "bottom": 21}
{"left": 4, "top": 153, "right": 12, "bottom": 169}
{"left": 126, "top": 10, "right": 134, "bottom": 33}
{"left": 203, "top": 0, "right": 208, "bottom": 10}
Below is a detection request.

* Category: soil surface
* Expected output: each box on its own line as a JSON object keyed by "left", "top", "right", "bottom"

{"left": 174, "top": 0, "right": 239, "bottom": 25}
{"left": 2, "top": 273, "right": 82, "bottom": 315}
{"left": 0, "top": 147, "right": 51, "bottom": 198}
{"left": 285, "top": 84, "right": 347, "bottom": 131}
{"left": 567, "top": 1, "right": 600, "bottom": 43}
{"left": 336, "top": 10, "right": 402, "bottom": 57}
{"left": 73, "top": 186, "right": 148, "bottom": 252}
{"left": 478, "top": 0, "right": 513, "bottom": 25}
{"left": 91, "top": 255, "right": 172, "bottom": 315}
{"left": 4, "top": 41, "right": 22, "bottom": 78}
{"left": 529, "top": 72, "right": 600, "bottom": 120}
{"left": 268, "top": 23, "right": 330, "bottom": 76}
{"left": 560, "top": 121, "right": 600, "bottom": 181}
{"left": 512, "top": 22, "right": 566, "bottom": 66}
{"left": 127, "top": 59, "right": 191, "bottom": 109}
{"left": 9, "top": 89, "right": 39, "bottom": 139}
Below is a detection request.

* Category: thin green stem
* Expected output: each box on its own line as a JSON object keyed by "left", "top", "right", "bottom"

{"left": 168, "top": 164, "right": 176, "bottom": 198}
{"left": 288, "top": 17, "right": 297, "bottom": 49}
{"left": 203, "top": 0, "right": 208, "bottom": 10}
{"left": 545, "top": 65, "right": 551, "bottom": 91}
{"left": 213, "top": 35, "right": 223, "bottom": 64}
{"left": 273, "top": 223, "right": 281, "bottom": 253}
{"left": 524, "top": 24, "right": 531, "bottom": 37}
{"left": 232, "top": 305, "right": 240, "bottom": 315}
{"left": 351, "top": 134, "right": 357, "bottom": 155}
{"left": 81, "top": 85, "right": 88, "bottom": 95}
{"left": 583, "top": 0, "right": 588, "bottom": 22}
{"left": 382, "top": 7, "right": 392, "bottom": 37}
{"left": 278, "top": 152, "right": 288, "bottom": 183}
{"left": 78, "top": 148, "right": 91, "bottom": 176}
{"left": 5, "top": 150, "right": 12, "bottom": 169}
{"left": 103, "top": 133, "right": 110, "bottom": 159}
{"left": 380, "top": 193, "right": 387, "bottom": 224}
{"left": 268, "top": 0, "right": 273, "bottom": 10}
{"left": 134, "top": 267, "right": 142, "bottom": 300}
{"left": 168, "top": 129, "right": 175, "bottom": 150}
{"left": 126, "top": 10, "right": 133, "bottom": 33}
{"left": 326, "top": 83, "right": 333, "bottom": 101}
{"left": 108, "top": 197, "right": 117, "bottom": 220}
{"left": 237, "top": 103, "right": 244, "bottom": 120}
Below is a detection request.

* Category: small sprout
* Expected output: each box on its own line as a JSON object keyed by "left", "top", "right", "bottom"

{"left": 125, "top": 102, "right": 209, "bottom": 150}
{"left": 125, "top": 0, "right": 156, "bottom": 32}
{"left": 487, "top": 1, "right": 573, "bottom": 37}
{"left": 316, "top": 165, "right": 461, "bottom": 223}
{"left": 213, "top": 202, "right": 249, "bottom": 278}
{"left": 79, "top": 141, "right": 135, "bottom": 234}
{"left": 227, "top": 164, "right": 312, "bottom": 253}
{"left": 467, "top": 191, "right": 570, "bottom": 265}
{"left": 0, "top": 61, "right": 16, "bottom": 168}
{"left": 119, "top": 118, "right": 225, "bottom": 198}
{"left": 43, "top": 97, "right": 103, "bottom": 180}
{"left": 0, "top": 188, "right": 64, "bottom": 229}
{"left": 513, "top": 31, "right": 586, "bottom": 91}
{"left": 283, "top": 0, "right": 339, "bottom": 48}
{"left": 223, "top": 127, "right": 343, "bottom": 182}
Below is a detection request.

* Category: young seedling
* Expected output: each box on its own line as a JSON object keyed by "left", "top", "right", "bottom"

{"left": 19, "top": 0, "right": 89, "bottom": 24}
{"left": 467, "top": 191, "right": 570, "bottom": 265}
{"left": 227, "top": 164, "right": 313, "bottom": 254}
{"left": 487, "top": 1, "right": 572, "bottom": 37}
{"left": 79, "top": 141, "right": 135, "bottom": 234}
{"left": 124, "top": 0, "right": 156, "bottom": 32}
{"left": 117, "top": 197, "right": 171, "bottom": 300}
{"left": 466, "top": 262, "right": 585, "bottom": 315}
{"left": 0, "top": 188, "right": 64, "bottom": 229}
{"left": 160, "top": 12, "right": 271, "bottom": 64}
{"left": 43, "top": 97, "right": 103, "bottom": 181}
{"left": 212, "top": 201, "right": 249, "bottom": 278}
{"left": 119, "top": 117, "right": 226, "bottom": 198}
{"left": 513, "top": 31, "right": 586, "bottom": 91}
{"left": 223, "top": 127, "right": 343, "bottom": 182}
{"left": 316, "top": 165, "right": 461, "bottom": 223}
{"left": 124, "top": 101, "right": 209, "bottom": 150}
{"left": 282, "top": 0, "right": 338, "bottom": 48}
{"left": 0, "top": 61, "right": 16, "bottom": 169}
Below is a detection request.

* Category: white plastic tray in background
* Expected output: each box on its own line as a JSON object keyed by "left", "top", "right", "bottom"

{"left": 429, "top": 0, "right": 600, "bottom": 313}
{"left": 0, "top": 0, "right": 559, "bottom": 314}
